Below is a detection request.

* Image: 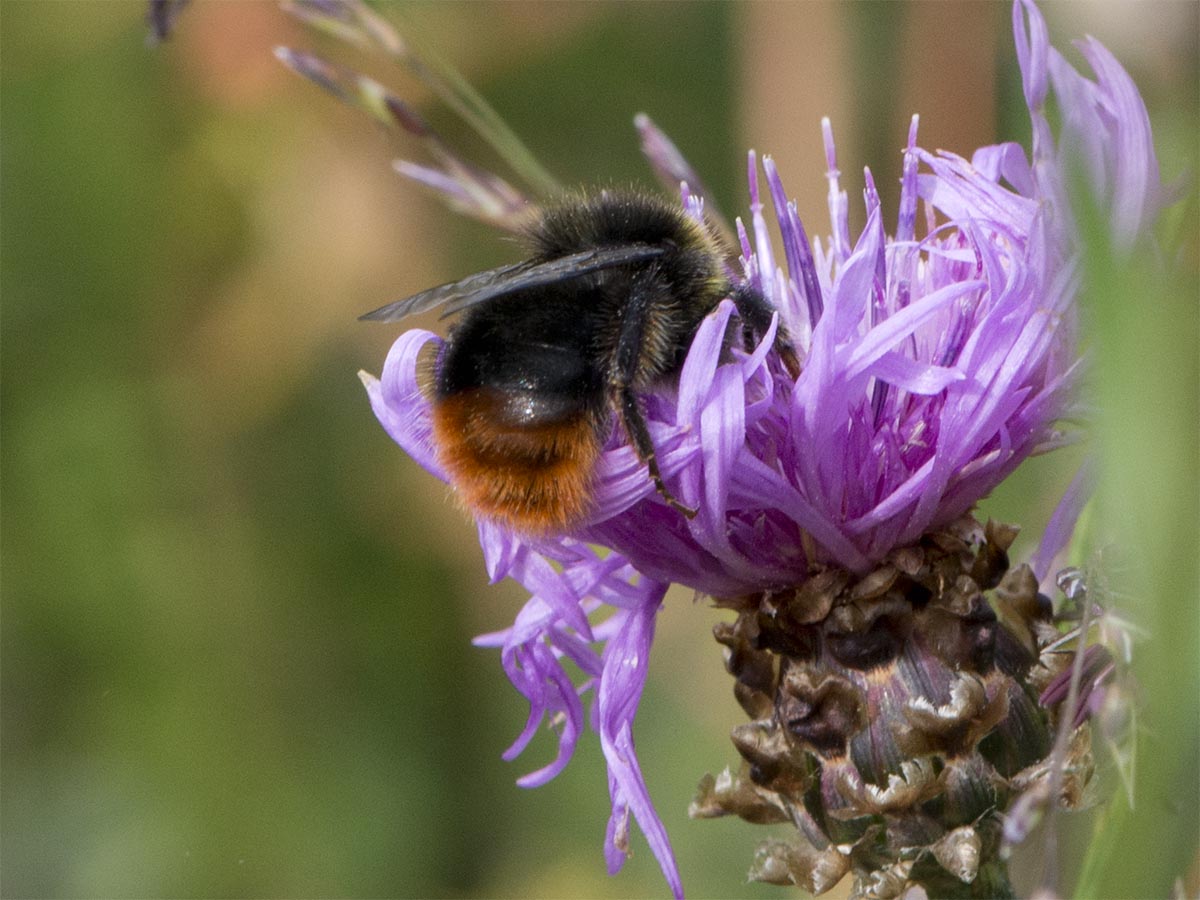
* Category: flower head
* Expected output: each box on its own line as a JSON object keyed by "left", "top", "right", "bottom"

{"left": 353, "top": 0, "right": 1165, "bottom": 894}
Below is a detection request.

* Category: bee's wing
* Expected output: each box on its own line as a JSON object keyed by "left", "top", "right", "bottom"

{"left": 358, "top": 259, "right": 533, "bottom": 322}
{"left": 359, "top": 243, "right": 664, "bottom": 322}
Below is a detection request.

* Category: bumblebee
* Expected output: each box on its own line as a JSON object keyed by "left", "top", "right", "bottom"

{"left": 363, "top": 189, "right": 799, "bottom": 534}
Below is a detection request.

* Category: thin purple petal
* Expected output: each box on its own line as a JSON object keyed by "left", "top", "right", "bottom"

{"left": 1031, "top": 458, "right": 1096, "bottom": 586}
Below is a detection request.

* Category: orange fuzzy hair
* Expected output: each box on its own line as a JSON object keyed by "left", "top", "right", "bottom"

{"left": 431, "top": 388, "right": 602, "bottom": 535}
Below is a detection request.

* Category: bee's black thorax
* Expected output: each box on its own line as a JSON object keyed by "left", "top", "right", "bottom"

{"left": 437, "top": 190, "right": 729, "bottom": 431}
{"left": 548, "top": 193, "right": 724, "bottom": 373}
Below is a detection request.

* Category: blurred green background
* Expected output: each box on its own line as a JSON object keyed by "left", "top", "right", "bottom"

{"left": 2, "top": 2, "right": 1196, "bottom": 898}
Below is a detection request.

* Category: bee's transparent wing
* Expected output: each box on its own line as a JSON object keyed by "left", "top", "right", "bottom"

{"left": 359, "top": 243, "right": 664, "bottom": 322}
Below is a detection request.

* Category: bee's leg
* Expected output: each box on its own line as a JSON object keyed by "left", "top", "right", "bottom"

{"left": 731, "top": 285, "right": 802, "bottom": 379}
{"left": 609, "top": 276, "right": 698, "bottom": 519}
{"left": 615, "top": 386, "right": 697, "bottom": 519}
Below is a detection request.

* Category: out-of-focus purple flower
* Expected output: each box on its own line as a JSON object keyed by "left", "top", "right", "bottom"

{"left": 145, "top": 0, "right": 189, "bottom": 44}
{"left": 1041, "top": 642, "right": 1116, "bottom": 729}
{"left": 358, "top": 1, "right": 1164, "bottom": 895}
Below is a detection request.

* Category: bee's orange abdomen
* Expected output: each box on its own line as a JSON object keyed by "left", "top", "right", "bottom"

{"left": 431, "top": 389, "right": 601, "bottom": 534}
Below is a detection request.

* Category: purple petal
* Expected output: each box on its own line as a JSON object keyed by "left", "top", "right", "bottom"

{"left": 1013, "top": 0, "right": 1049, "bottom": 113}
{"left": 763, "top": 156, "right": 822, "bottom": 328}
{"left": 1031, "top": 458, "right": 1096, "bottom": 586}
{"left": 362, "top": 329, "right": 444, "bottom": 479}
{"left": 1049, "top": 38, "right": 1163, "bottom": 249}
{"left": 896, "top": 116, "right": 921, "bottom": 245}
{"left": 971, "top": 141, "right": 1034, "bottom": 197}
{"left": 822, "top": 117, "right": 852, "bottom": 262}
{"left": 867, "top": 352, "right": 965, "bottom": 396}
{"left": 596, "top": 583, "right": 683, "bottom": 898}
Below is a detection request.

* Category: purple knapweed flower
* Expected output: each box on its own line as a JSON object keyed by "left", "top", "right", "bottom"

{"left": 357, "top": 1, "right": 1164, "bottom": 895}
